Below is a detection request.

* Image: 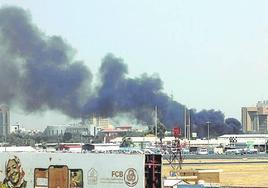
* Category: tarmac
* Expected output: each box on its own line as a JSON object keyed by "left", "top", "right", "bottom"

{"left": 163, "top": 157, "right": 268, "bottom": 187}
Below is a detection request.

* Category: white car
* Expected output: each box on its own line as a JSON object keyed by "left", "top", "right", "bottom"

{"left": 197, "top": 148, "right": 208, "bottom": 155}
{"left": 225, "top": 149, "right": 243, "bottom": 155}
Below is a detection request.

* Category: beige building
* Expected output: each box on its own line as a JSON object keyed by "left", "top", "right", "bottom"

{"left": 82, "top": 116, "right": 113, "bottom": 136}
{"left": 242, "top": 101, "right": 268, "bottom": 133}
{"left": 89, "top": 116, "right": 111, "bottom": 129}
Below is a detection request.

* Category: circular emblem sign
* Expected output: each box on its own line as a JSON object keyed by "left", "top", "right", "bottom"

{"left": 124, "top": 168, "right": 138, "bottom": 187}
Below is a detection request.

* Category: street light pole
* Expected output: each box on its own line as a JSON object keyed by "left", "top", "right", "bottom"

{"left": 207, "top": 121, "right": 210, "bottom": 148}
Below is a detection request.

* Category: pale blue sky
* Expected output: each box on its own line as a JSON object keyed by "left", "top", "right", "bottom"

{"left": 1, "top": 0, "right": 268, "bottom": 130}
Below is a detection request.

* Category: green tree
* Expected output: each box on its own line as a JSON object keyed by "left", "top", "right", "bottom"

{"left": 120, "top": 137, "right": 134, "bottom": 148}
{"left": 145, "top": 120, "right": 167, "bottom": 144}
{"left": 155, "top": 120, "right": 166, "bottom": 144}
{"left": 63, "top": 132, "right": 72, "bottom": 142}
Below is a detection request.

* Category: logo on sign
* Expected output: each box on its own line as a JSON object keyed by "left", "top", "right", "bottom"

{"left": 124, "top": 168, "right": 138, "bottom": 187}
{"left": 87, "top": 168, "right": 98, "bottom": 185}
{"left": 112, "top": 171, "right": 123, "bottom": 177}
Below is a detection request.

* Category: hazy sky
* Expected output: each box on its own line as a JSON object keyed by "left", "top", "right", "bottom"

{"left": 1, "top": 0, "right": 268, "bottom": 130}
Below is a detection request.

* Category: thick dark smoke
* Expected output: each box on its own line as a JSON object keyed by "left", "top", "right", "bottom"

{"left": 0, "top": 6, "right": 92, "bottom": 117}
{"left": 0, "top": 6, "right": 241, "bottom": 134}
{"left": 190, "top": 109, "right": 242, "bottom": 138}
{"left": 82, "top": 54, "right": 185, "bottom": 127}
{"left": 0, "top": 6, "right": 183, "bottom": 128}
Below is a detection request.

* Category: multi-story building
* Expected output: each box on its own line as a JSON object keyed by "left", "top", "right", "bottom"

{"left": 0, "top": 104, "right": 10, "bottom": 137}
{"left": 242, "top": 101, "right": 268, "bottom": 133}
{"left": 87, "top": 116, "right": 111, "bottom": 130}
{"left": 84, "top": 116, "right": 113, "bottom": 136}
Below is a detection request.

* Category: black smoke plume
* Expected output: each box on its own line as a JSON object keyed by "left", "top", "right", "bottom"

{"left": 82, "top": 54, "right": 185, "bottom": 127}
{"left": 0, "top": 6, "right": 184, "bottom": 128}
{"left": 190, "top": 109, "right": 242, "bottom": 138}
{"left": 0, "top": 6, "right": 241, "bottom": 134}
{"left": 0, "top": 6, "right": 92, "bottom": 117}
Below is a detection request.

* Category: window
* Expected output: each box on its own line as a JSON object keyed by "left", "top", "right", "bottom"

{"left": 48, "top": 166, "right": 69, "bottom": 188}
{"left": 34, "top": 168, "right": 48, "bottom": 188}
{"left": 70, "top": 169, "right": 83, "bottom": 188}
{"left": 34, "top": 167, "right": 83, "bottom": 188}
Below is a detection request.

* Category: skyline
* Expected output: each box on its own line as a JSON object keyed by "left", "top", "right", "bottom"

{"left": 0, "top": 1, "right": 268, "bottom": 130}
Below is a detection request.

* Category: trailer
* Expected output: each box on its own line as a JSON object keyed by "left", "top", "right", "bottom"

{"left": 0, "top": 152, "right": 162, "bottom": 188}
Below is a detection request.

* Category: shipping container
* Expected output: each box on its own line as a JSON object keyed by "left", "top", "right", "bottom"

{"left": 0, "top": 152, "right": 162, "bottom": 188}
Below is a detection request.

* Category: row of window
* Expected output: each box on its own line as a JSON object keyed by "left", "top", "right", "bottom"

{"left": 47, "top": 129, "right": 89, "bottom": 136}
{"left": 34, "top": 166, "right": 83, "bottom": 188}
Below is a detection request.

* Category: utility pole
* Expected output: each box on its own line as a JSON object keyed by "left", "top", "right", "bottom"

{"left": 187, "top": 110, "right": 191, "bottom": 140}
{"left": 155, "top": 106, "right": 158, "bottom": 143}
{"left": 207, "top": 121, "right": 210, "bottom": 149}
{"left": 184, "top": 106, "right": 187, "bottom": 139}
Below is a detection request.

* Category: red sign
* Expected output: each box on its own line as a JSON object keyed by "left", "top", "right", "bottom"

{"left": 173, "top": 127, "right": 181, "bottom": 137}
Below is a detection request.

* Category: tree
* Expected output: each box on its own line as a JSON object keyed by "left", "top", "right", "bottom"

{"left": 145, "top": 120, "right": 167, "bottom": 143}
{"left": 153, "top": 120, "right": 166, "bottom": 144}
{"left": 120, "top": 137, "right": 134, "bottom": 148}
{"left": 63, "top": 132, "right": 72, "bottom": 142}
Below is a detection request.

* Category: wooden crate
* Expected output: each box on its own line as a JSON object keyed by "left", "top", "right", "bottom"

{"left": 196, "top": 169, "right": 223, "bottom": 183}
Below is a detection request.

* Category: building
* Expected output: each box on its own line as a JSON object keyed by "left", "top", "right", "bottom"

{"left": 242, "top": 101, "right": 268, "bottom": 133}
{"left": 65, "top": 123, "right": 89, "bottom": 136}
{"left": 87, "top": 116, "right": 111, "bottom": 129}
{"left": 83, "top": 116, "right": 113, "bottom": 136}
{"left": 44, "top": 123, "right": 90, "bottom": 137}
{"left": 101, "top": 126, "right": 133, "bottom": 143}
{"left": 43, "top": 125, "right": 69, "bottom": 136}
{"left": 218, "top": 134, "right": 268, "bottom": 152}
{"left": 0, "top": 104, "right": 10, "bottom": 137}
{"left": 10, "top": 123, "right": 26, "bottom": 133}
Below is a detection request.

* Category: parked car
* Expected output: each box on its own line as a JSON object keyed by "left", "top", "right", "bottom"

{"left": 243, "top": 148, "right": 258, "bottom": 154}
{"left": 225, "top": 148, "right": 243, "bottom": 155}
{"left": 197, "top": 148, "right": 208, "bottom": 155}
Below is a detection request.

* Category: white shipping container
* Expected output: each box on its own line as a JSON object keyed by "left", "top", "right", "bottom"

{"left": 0, "top": 152, "right": 148, "bottom": 188}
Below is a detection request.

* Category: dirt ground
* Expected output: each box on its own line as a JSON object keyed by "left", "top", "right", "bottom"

{"left": 162, "top": 159, "right": 268, "bottom": 187}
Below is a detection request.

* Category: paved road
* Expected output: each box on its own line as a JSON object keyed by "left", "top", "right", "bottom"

{"left": 163, "top": 153, "right": 268, "bottom": 160}
{"left": 163, "top": 154, "right": 268, "bottom": 166}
